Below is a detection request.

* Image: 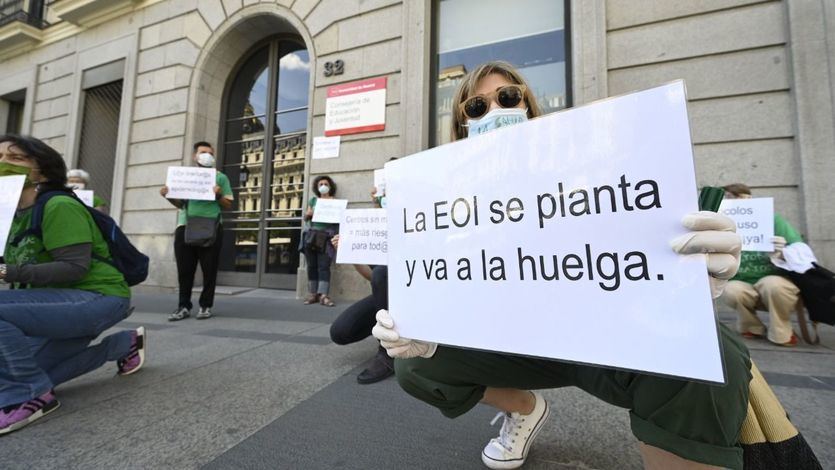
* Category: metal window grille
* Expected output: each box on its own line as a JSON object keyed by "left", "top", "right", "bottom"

{"left": 76, "top": 80, "right": 123, "bottom": 206}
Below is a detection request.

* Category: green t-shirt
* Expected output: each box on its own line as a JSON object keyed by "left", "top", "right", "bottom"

{"left": 176, "top": 171, "right": 234, "bottom": 226}
{"left": 93, "top": 194, "right": 107, "bottom": 208}
{"left": 308, "top": 196, "right": 339, "bottom": 231}
{"left": 5, "top": 195, "right": 130, "bottom": 298}
{"left": 732, "top": 214, "right": 803, "bottom": 284}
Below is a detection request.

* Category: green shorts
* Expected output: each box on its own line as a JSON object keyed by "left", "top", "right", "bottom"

{"left": 394, "top": 323, "right": 752, "bottom": 469}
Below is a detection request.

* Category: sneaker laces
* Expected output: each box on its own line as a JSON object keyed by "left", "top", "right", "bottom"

{"left": 490, "top": 412, "right": 521, "bottom": 451}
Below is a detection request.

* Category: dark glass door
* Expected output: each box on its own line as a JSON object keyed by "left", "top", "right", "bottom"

{"left": 217, "top": 39, "right": 310, "bottom": 289}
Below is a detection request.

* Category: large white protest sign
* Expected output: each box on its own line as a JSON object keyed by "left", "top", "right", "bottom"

{"left": 74, "top": 189, "right": 94, "bottom": 207}
{"left": 386, "top": 81, "right": 724, "bottom": 383}
{"left": 0, "top": 175, "right": 26, "bottom": 257}
{"left": 165, "top": 166, "right": 216, "bottom": 201}
{"left": 719, "top": 198, "right": 774, "bottom": 252}
{"left": 336, "top": 209, "right": 388, "bottom": 265}
{"left": 311, "top": 198, "right": 348, "bottom": 224}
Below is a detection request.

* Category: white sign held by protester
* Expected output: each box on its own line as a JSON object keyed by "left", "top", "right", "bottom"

{"left": 0, "top": 175, "right": 26, "bottom": 257}
{"left": 311, "top": 198, "right": 348, "bottom": 224}
{"left": 373, "top": 169, "right": 386, "bottom": 197}
{"left": 719, "top": 198, "right": 775, "bottom": 252}
{"left": 336, "top": 209, "right": 388, "bottom": 265}
{"left": 312, "top": 136, "right": 341, "bottom": 159}
{"left": 386, "top": 81, "right": 725, "bottom": 383}
{"left": 165, "top": 166, "right": 216, "bottom": 201}
{"left": 75, "top": 189, "right": 95, "bottom": 207}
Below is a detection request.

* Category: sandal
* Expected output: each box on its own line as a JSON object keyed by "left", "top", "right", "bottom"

{"left": 303, "top": 293, "right": 319, "bottom": 305}
{"left": 320, "top": 295, "right": 335, "bottom": 307}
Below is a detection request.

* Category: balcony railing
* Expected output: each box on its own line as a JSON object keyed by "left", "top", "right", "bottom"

{"left": 0, "top": 0, "right": 48, "bottom": 29}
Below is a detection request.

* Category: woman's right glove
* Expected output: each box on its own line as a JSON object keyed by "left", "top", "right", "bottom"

{"left": 372, "top": 309, "right": 438, "bottom": 359}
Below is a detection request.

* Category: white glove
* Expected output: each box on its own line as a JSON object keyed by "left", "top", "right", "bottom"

{"left": 770, "top": 236, "right": 787, "bottom": 261}
{"left": 670, "top": 211, "right": 741, "bottom": 299}
{"left": 371, "top": 309, "right": 438, "bottom": 359}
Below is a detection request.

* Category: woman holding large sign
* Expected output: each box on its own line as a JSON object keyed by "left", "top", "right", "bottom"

{"left": 372, "top": 62, "right": 819, "bottom": 469}
{"left": 0, "top": 135, "right": 145, "bottom": 435}
{"left": 302, "top": 175, "right": 339, "bottom": 307}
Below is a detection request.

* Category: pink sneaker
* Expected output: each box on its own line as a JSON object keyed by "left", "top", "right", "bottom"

{"left": 117, "top": 326, "right": 146, "bottom": 376}
{"left": 0, "top": 391, "right": 60, "bottom": 436}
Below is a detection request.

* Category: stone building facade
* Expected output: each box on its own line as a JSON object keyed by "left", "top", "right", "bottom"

{"left": 0, "top": 0, "right": 832, "bottom": 298}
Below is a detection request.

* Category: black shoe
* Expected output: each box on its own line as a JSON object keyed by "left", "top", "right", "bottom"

{"left": 356, "top": 353, "right": 394, "bottom": 384}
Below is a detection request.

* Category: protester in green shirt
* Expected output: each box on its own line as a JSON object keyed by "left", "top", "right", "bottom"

{"left": 160, "top": 141, "right": 233, "bottom": 321}
{"left": 67, "top": 168, "right": 108, "bottom": 214}
{"left": 0, "top": 134, "right": 145, "bottom": 436}
{"left": 719, "top": 183, "right": 804, "bottom": 346}
{"left": 302, "top": 175, "right": 339, "bottom": 307}
{"left": 371, "top": 62, "right": 820, "bottom": 469}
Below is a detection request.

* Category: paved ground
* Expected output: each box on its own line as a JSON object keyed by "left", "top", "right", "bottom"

{"left": 2, "top": 289, "right": 833, "bottom": 469}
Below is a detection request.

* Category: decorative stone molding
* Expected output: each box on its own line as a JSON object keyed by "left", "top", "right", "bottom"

{"left": 50, "top": 0, "right": 139, "bottom": 27}
{"left": 0, "top": 21, "right": 43, "bottom": 53}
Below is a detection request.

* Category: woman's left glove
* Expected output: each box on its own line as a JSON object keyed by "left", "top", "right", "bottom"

{"left": 372, "top": 310, "right": 438, "bottom": 359}
{"left": 670, "top": 211, "right": 741, "bottom": 299}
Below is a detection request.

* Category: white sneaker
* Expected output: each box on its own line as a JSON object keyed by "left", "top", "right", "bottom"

{"left": 196, "top": 307, "right": 212, "bottom": 319}
{"left": 481, "top": 392, "right": 550, "bottom": 469}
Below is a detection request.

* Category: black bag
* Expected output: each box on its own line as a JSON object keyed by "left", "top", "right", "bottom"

{"left": 303, "top": 229, "right": 329, "bottom": 253}
{"left": 777, "top": 263, "right": 835, "bottom": 326}
{"left": 185, "top": 216, "right": 219, "bottom": 247}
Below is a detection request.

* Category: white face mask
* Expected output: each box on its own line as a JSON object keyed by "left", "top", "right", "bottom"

{"left": 465, "top": 108, "right": 528, "bottom": 137}
{"left": 318, "top": 185, "right": 330, "bottom": 195}
{"left": 69, "top": 182, "right": 86, "bottom": 190}
{"left": 196, "top": 152, "right": 216, "bottom": 168}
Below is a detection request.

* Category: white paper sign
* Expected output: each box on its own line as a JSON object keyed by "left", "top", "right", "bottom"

{"left": 336, "top": 209, "right": 388, "bottom": 265}
{"left": 165, "top": 166, "right": 216, "bottom": 201}
{"left": 0, "top": 175, "right": 26, "bottom": 257}
{"left": 718, "top": 198, "right": 774, "bottom": 252}
{"left": 373, "top": 169, "right": 386, "bottom": 197}
{"left": 386, "top": 82, "right": 724, "bottom": 383}
{"left": 74, "top": 189, "right": 94, "bottom": 207}
{"left": 312, "top": 136, "right": 341, "bottom": 159}
{"left": 311, "top": 198, "right": 348, "bottom": 224}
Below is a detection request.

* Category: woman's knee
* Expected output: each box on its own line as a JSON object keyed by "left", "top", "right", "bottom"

{"left": 328, "top": 322, "right": 350, "bottom": 345}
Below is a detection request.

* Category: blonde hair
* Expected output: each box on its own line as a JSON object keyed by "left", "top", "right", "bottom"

{"left": 450, "top": 61, "right": 543, "bottom": 142}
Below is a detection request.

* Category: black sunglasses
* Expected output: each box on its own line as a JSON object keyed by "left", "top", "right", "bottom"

{"left": 459, "top": 85, "right": 527, "bottom": 119}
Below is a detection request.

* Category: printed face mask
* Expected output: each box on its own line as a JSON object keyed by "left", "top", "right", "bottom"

{"left": 0, "top": 161, "right": 34, "bottom": 185}
{"left": 196, "top": 152, "right": 216, "bottom": 168}
{"left": 318, "top": 185, "right": 330, "bottom": 195}
{"left": 465, "top": 108, "right": 528, "bottom": 137}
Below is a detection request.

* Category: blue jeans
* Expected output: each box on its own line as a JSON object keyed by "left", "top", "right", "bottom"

{"left": 0, "top": 288, "right": 132, "bottom": 407}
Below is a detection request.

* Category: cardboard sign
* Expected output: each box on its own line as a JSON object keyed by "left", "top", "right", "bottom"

{"left": 311, "top": 198, "right": 348, "bottom": 224}
{"left": 312, "top": 136, "right": 341, "bottom": 159}
{"left": 373, "top": 169, "right": 386, "bottom": 197}
{"left": 324, "top": 77, "right": 387, "bottom": 136}
{"left": 75, "top": 189, "right": 95, "bottom": 207}
{"left": 0, "top": 175, "right": 26, "bottom": 257}
{"left": 719, "top": 198, "right": 775, "bottom": 252}
{"left": 336, "top": 209, "right": 388, "bottom": 266}
{"left": 165, "top": 166, "right": 216, "bottom": 201}
{"left": 386, "top": 82, "right": 725, "bottom": 383}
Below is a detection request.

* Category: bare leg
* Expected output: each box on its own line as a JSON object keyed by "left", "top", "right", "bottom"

{"left": 481, "top": 387, "right": 536, "bottom": 414}
{"left": 638, "top": 442, "right": 721, "bottom": 470}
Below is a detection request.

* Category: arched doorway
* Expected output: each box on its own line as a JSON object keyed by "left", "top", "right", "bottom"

{"left": 217, "top": 37, "right": 310, "bottom": 289}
